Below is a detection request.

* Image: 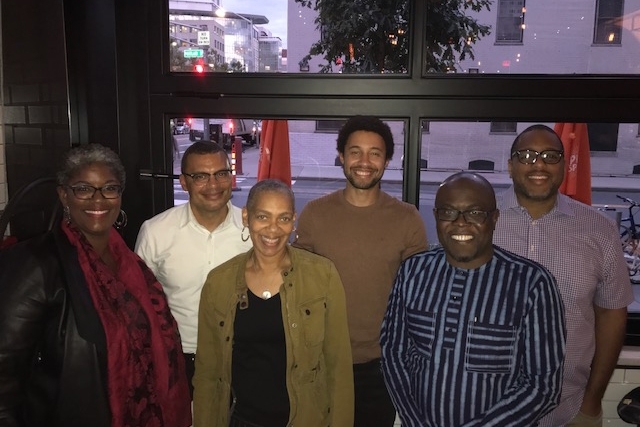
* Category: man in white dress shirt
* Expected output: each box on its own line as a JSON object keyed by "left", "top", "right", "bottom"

{"left": 135, "top": 140, "right": 252, "bottom": 397}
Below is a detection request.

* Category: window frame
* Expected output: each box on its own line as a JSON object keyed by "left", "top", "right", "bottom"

{"left": 144, "top": 0, "right": 640, "bottom": 342}
{"left": 593, "top": 0, "right": 624, "bottom": 45}
{"left": 495, "top": 0, "right": 526, "bottom": 45}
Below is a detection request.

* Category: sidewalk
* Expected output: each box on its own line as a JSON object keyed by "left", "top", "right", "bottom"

{"left": 238, "top": 144, "right": 640, "bottom": 192}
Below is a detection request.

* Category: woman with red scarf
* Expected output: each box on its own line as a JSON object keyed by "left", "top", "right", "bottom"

{"left": 0, "top": 144, "right": 191, "bottom": 427}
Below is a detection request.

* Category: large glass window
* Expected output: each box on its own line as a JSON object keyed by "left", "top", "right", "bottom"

{"left": 156, "top": 0, "right": 640, "bottom": 348}
{"left": 167, "top": 0, "right": 640, "bottom": 75}
{"left": 170, "top": 115, "right": 406, "bottom": 210}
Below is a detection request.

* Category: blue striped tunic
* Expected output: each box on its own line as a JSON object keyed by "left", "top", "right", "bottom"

{"left": 381, "top": 245, "right": 566, "bottom": 427}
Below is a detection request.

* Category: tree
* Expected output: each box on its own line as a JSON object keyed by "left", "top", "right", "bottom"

{"left": 295, "top": 0, "right": 491, "bottom": 73}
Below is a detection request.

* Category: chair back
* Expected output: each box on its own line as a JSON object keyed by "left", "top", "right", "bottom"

{"left": 0, "top": 177, "right": 61, "bottom": 246}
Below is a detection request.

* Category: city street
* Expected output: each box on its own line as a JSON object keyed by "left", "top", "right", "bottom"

{"left": 172, "top": 134, "right": 640, "bottom": 241}
{"left": 170, "top": 134, "right": 640, "bottom": 322}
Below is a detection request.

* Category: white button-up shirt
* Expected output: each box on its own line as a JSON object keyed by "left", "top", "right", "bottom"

{"left": 135, "top": 201, "right": 252, "bottom": 353}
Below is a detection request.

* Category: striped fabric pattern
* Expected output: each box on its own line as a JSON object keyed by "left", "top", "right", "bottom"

{"left": 381, "top": 246, "right": 566, "bottom": 427}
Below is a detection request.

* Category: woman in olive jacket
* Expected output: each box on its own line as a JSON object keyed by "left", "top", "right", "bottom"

{"left": 193, "top": 179, "right": 354, "bottom": 427}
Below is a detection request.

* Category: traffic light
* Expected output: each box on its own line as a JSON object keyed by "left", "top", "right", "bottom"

{"left": 194, "top": 59, "right": 205, "bottom": 74}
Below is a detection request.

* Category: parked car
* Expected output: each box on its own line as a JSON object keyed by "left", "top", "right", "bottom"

{"left": 172, "top": 118, "right": 190, "bottom": 135}
{"left": 189, "top": 118, "right": 259, "bottom": 149}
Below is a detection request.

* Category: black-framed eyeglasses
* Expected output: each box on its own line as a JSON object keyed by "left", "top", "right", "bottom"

{"left": 182, "top": 169, "right": 232, "bottom": 185}
{"left": 65, "top": 184, "right": 123, "bottom": 200}
{"left": 433, "top": 208, "right": 495, "bottom": 225}
{"left": 511, "top": 149, "right": 564, "bottom": 165}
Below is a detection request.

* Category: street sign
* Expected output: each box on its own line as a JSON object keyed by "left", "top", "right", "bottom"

{"left": 183, "top": 48, "right": 204, "bottom": 58}
{"left": 197, "top": 31, "right": 210, "bottom": 46}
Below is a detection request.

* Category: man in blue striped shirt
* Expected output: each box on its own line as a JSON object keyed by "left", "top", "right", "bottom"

{"left": 381, "top": 172, "right": 566, "bottom": 427}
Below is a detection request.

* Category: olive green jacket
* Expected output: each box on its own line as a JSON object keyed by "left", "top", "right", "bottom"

{"left": 193, "top": 246, "right": 354, "bottom": 427}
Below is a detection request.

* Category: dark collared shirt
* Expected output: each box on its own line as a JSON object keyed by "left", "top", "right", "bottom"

{"left": 381, "top": 246, "right": 566, "bottom": 427}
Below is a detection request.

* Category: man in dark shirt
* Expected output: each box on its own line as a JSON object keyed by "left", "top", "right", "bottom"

{"left": 381, "top": 171, "right": 566, "bottom": 427}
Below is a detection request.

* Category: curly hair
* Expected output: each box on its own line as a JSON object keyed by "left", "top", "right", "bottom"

{"left": 336, "top": 115, "right": 394, "bottom": 160}
{"left": 57, "top": 143, "right": 126, "bottom": 187}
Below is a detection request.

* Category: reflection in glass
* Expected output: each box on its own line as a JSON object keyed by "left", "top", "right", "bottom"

{"left": 169, "top": 2, "right": 282, "bottom": 73}
{"left": 294, "top": 0, "right": 491, "bottom": 74}
{"left": 169, "top": 117, "right": 640, "bottom": 315}
{"left": 457, "top": 0, "right": 639, "bottom": 73}
{"left": 167, "top": 1, "right": 640, "bottom": 74}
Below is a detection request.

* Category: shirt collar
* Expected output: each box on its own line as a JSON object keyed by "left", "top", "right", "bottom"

{"left": 501, "top": 186, "right": 574, "bottom": 218}
{"left": 180, "top": 200, "right": 240, "bottom": 230}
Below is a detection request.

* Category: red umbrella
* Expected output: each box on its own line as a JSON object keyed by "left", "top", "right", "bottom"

{"left": 554, "top": 123, "right": 592, "bottom": 205}
{"left": 257, "top": 120, "right": 292, "bottom": 187}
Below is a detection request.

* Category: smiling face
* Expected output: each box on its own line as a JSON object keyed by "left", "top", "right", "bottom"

{"left": 339, "top": 130, "right": 389, "bottom": 191}
{"left": 180, "top": 152, "right": 232, "bottom": 220}
{"left": 57, "top": 162, "right": 122, "bottom": 242}
{"left": 508, "top": 129, "right": 565, "bottom": 213}
{"left": 242, "top": 190, "right": 295, "bottom": 260}
{"left": 434, "top": 174, "right": 499, "bottom": 270}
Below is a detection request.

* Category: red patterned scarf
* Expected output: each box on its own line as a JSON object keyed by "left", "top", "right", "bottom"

{"left": 61, "top": 221, "right": 191, "bottom": 427}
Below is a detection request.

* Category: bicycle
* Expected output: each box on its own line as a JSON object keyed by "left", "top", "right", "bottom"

{"left": 616, "top": 195, "right": 640, "bottom": 284}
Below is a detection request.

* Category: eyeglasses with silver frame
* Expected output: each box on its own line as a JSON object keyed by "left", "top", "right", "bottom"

{"left": 182, "top": 169, "right": 233, "bottom": 185}
{"left": 433, "top": 208, "right": 495, "bottom": 225}
{"left": 511, "top": 149, "right": 564, "bottom": 165}
{"left": 65, "top": 184, "right": 123, "bottom": 200}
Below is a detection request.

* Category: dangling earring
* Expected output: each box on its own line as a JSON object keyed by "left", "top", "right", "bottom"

{"left": 63, "top": 206, "right": 71, "bottom": 224}
{"left": 291, "top": 227, "right": 299, "bottom": 243}
{"left": 114, "top": 209, "right": 128, "bottom": 229}
{"left": 241, "top": 226, "right": 250, "bottom": 242}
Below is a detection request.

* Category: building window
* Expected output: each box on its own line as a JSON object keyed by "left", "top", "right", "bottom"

{"left": 496, "top": 0, "right": 525, "bottom": 44}
{"left": 588, "top": 123, "right": 618, "bottom": 151}
{"left": 594, "top": 0, "right": 624, "bottom": 44}
{"left": 490, "top": 122, "right": 517, "bottom": 133}
{"left": 469, "top": 160, "right": 495, "bottom": 171}
{"left": 316, "top": 120, "right": 346, "bottom": 132}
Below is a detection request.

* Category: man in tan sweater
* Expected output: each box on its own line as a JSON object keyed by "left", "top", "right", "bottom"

{"left": 294, "top": 115, "right": 428, "bottom": 427}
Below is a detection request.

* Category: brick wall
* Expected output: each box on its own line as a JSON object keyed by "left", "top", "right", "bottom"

{"left": 1, "top": 0, "right": 70, "bottom": 239}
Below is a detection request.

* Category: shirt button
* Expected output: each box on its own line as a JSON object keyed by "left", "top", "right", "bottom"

{"left": 292, "top": 323, "right": 298, "bottom": 328}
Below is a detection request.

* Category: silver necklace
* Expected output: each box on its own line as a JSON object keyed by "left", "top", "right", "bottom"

{"left": 261, "top": 290, "right": 272, "bottom": 300}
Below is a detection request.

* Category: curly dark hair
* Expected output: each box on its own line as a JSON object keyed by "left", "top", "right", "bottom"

{"left": 57, "top": 144, "right": 126, "bottom": 187}
{"left": 336, "top": 116, "right": 394, "bottom": 160}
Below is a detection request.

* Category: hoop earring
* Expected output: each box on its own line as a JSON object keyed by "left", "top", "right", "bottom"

{"left": 63, "top": 206, "right": 71, "bottom": 224}
{"left": 114, "top": 209, "right": 128, "bottom": 229}
{"left": 241, "top": 226, "right": 250, "bottom": 242}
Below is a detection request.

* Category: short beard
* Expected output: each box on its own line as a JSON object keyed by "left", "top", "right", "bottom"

{"left": 513, "top": 182, "right": 558, "bottom": 202}
{"left": 346, "top": 174, "right": 382, "bottom": 190}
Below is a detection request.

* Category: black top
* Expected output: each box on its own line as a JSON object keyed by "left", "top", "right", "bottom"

{"left": 232, "top": 291, "right": 289, "bottom": 427}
